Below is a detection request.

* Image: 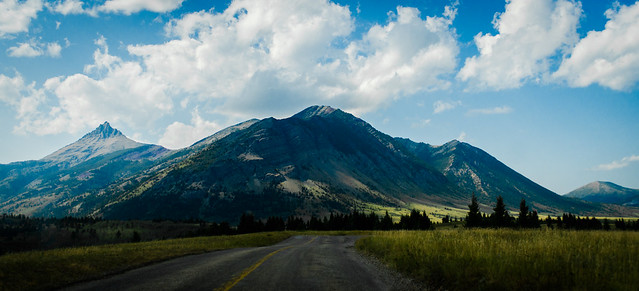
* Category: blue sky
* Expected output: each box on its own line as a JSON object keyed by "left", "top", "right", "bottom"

{"left": 0, "top": 0, "right": 638, "bottom": 194}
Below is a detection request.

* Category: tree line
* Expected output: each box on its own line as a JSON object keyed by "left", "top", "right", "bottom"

{"left": 464, "top": 193, "right": 639, "bottom": 230}
{"left": 466, "top": 194, "right": 541, "bottom": 228}
{"left": 236, "top": 209, "right": 433, "bottom": 234}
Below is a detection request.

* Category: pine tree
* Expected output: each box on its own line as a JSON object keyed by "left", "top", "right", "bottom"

{"left": 381, "top": 211, "right": 393, "bottom": 230}
{"left": 491, "top": 195, "right": 510, "bottom": 228}
{"left": 466, "top": 193, "right": 482, "bottom": 228}
{"left": 518, "top": 199, "right": 529, "bottom": 228}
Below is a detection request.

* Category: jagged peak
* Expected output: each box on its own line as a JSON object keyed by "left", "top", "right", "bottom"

{"left": 82, "top": 121, "right": 124, "bottom": 139}
{"left": 292, "top": 105, "right": 339, "bottom": 120}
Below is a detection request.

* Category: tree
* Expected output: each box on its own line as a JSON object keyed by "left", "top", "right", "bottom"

{"left": 518, "top": 199, "right": 529, "bottom": 228}
{"left": 491, "top": 195, "right": 511, "bottom": 228}
{"left": 380, "top": 211, "right": 393, "bottom": 230}
{"left": 466, "top": 193, "right": 482, "bottom": 228}
{"left": 131, "top": 231, "right": 141, "bottom": 243}
{"left": 238, "top": 212, "right": 263, "bottom": 233}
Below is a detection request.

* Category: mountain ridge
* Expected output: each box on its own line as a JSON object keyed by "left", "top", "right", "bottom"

{"left": 1, "top": 106, "right": 637, "bottom": 220}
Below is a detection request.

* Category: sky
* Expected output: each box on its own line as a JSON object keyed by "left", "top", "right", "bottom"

{"left": 0, "top": 0, "right": 638, "bottom": 194}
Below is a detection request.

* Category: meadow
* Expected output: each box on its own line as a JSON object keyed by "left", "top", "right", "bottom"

{"left": 356, "top": 229, "right": 639, "bottom": 290}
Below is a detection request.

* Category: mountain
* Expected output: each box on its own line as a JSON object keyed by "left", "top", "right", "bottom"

{"left": 42, "top": 122, "right": 147, "bottom": 167}
{"left": 394, "top": 139, "right": 607, "bottom": 215}
{"left": 64, "top": 106, "right": 634, "bottom": 221}
{"left": 1, "top": 107, "right": 637, "bottom": 221}
{"left": 0, "top": 122, "right": 172, "bottom": 216}
{"left": 93, "top": 106, "right": 460, "bottom": 221}
{"left": 565, "top": 181, "right": 639, "bottom": 206}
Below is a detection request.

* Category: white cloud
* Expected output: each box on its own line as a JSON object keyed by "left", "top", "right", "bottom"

{"left": 46, "top": 0, "right": 89, "bottom": 15}
{"left": 0, "top": 73, "right": 47, "bottom": 127}
{"left": 553, "top": 2, "right": 639, "bottom": 91}
{"left": 593, "top": 155, "right": 639, "bottom": 171}
{"left": 99, "top": 0, "right": 185, "bottom": 15}
{"left": 7, "top": 42, "right": 40, "bottom": 57}
{"left": 456, "top": 131, "right": 467, "bottom": 142}
{"left": 129, "top": 0, "right": 459, "bottom": 119}
{"left": 2, "top": 0, "right": 461, "bottom": 145}
{"left": 159, "top": 108, "right": 222, "bottom": 149}
{"left": 433, "top": 100, "right": 461, "bottom": 114}
{"left": 0, "top": 0, "right": 42, "bottom": 37}
{"left": 468, "top": 106, "right": 513, "bottom": 115}
{"left": 458, "top": 0, "right": 582, "bottom": 90}
{"left": 46, "top": 42, "right": 62, "bottom": 57}
{"left": 6, "top": 39, "right": 63, "bottom": 57}
{"left": 10, "top": 37, "right": 173, "bottom": 135}
{"left": 46, "top": 0, "right": 184, "bottom": 16}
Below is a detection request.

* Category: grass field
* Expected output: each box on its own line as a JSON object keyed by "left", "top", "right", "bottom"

{"left": 0, "top": 232, "right": 293, "bottom": 291}
{"left": 356, "top": 229, "right": 639, "bottom": 291}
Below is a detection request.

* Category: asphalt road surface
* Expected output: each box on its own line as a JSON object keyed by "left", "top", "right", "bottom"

{"left": 64, "top": 235, "right": 421, "bottom": 291}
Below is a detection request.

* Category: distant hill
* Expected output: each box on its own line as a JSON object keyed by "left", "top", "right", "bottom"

{"left": 1, "top": 106, "right": 637, "bottom": 221}
{"left": 565, "top": 181, "right": 639, "bottom": 206}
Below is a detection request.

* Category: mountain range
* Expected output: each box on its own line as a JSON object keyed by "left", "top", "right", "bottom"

{"left": 0, "top": 106, "right": 636, "bottom": 222}
{"left": 565, "top": 181, "right": 639, "bottom": 207}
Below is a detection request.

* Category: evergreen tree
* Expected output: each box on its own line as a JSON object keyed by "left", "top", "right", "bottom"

{"left": 419, "top": 211, "right": 432, "bottom": 230}
{"left": 466, "top": 193, "right": 482, "bottom": 228}
{"left": 131, "top": 231, "right": 141, "bottom": 243}
{"left": 517, "top": 199, "right": 529, "bottom": 228}
{"left": 530, "top": 210, "right": 540, "bottom": 228}
{"left": 380, "top": 211, "right": 393, "bottom": 230}
{"left": 491, "top": 195, "right": 511, "bottom": 228}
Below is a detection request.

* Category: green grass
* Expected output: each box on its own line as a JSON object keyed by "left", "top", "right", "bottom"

{"left": 0, "top": 232, "right": 292, "bottom": 291}
{"left": 356, "top": 229, "right": 639, "bottom": 291}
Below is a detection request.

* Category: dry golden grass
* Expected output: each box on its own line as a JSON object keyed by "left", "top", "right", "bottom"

{"left": 356, "top": 229, "right": 639, "bottom": 290}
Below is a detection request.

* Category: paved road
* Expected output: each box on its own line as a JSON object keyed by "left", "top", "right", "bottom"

{"left": 64, "top": 235, "right": 420, "bottom": 291}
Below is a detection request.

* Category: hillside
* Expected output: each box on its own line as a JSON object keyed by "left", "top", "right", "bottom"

{"left": 566, "top": 181, "right": 639, "bottom": 206}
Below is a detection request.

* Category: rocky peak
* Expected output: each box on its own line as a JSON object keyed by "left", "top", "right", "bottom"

{"left": 292, "top": 105, "right": 338, "bottom": 120}
{"left": 42, "top": 122, "right": 143, "bottom": 166}
{"left": 83, "top": 122, "right": 123, "bottom": 139}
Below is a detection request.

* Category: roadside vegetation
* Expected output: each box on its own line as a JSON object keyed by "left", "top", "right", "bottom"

{"left": 0, "top": 232, "right": 292, "bottom": 291}
{"left": 357, "top": 229, "right": 639, "bottom": 290}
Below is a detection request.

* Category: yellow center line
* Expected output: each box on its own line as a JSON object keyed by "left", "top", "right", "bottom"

{"left": 216, "top": 236, "right": 318, "bottom": 291}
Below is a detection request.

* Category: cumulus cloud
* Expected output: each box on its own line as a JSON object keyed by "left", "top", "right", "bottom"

{"left": 0, "top": 73, "right": 47, "bottom": 129}
{"left": 593, "top": 155, "right": 639, "bottom": 171}
{"left": 46, "top": 0, "right": 184, "bottom": 15}
{"left": 99, "top": 0, "right": 185, "bottom": 15}
{"left": 458, "top": 0, "right": 582, "bottom": 90}
{"left": 2, "top": 0, "right": 461, "bottom": 149}
{"left": 46, "top": 0, "right": 89, "bottom": 15}
{"left": 0, "top": 0, "right": 43, "bottom": 37}
{"left": 468, "top": 106, "right": 513, "bottom": 115}
{"left": 7, "top": 39, "right": 63, "bottom": 57}
{"left": 433, "top": 100, "right": 461, "bottom": 114}
{"left": 159, "top": 108, "right": 222, "bottom": 149}
{"left": 553, "top": 2, "right": 639, "bottom": 91}
{"left": 8, "top": 37, "right": 173, "bottom": 135}
{"left": 129, "top": 0, "right": 459, "bottom": 119}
